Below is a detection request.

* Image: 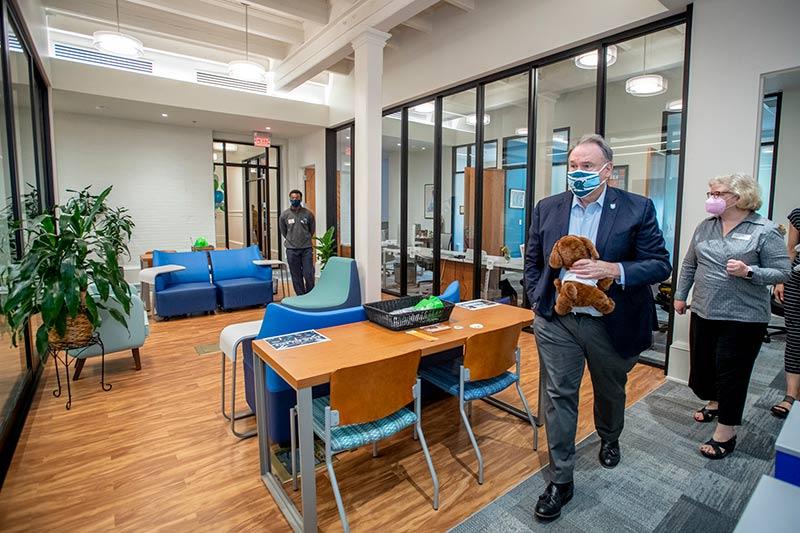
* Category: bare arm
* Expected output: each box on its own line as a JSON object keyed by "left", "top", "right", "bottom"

{"left": 788, "top": 225, "right": 799, "bottom": 263}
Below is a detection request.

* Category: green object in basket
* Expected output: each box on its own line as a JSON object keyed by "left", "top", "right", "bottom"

{"left": 193, "top": 236, "right": 209, "bottom": 248}
{"left": 414, "top": 296, "right": 444, "bottom": 310}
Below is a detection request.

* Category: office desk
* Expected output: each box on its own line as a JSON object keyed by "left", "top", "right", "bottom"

{"left": 252, "top": 304, "right": 536, "bottom": 532}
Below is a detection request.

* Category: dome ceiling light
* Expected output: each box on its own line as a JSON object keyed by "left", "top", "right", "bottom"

{"left": 574, "top": 45, "right": 617, "bottom": 69}
{"left": 625, "top": 35, "right": 667, "bottom": 97}
{"left": 92, "top": 0, "right": 143, "bottom": 58}
{"left": 227, "top": 3, "right": 267, "bottom": 83}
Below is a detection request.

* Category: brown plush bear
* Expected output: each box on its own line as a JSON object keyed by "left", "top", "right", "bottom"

{"left": 549, "top": 235, "right": 616, "bottom": 315}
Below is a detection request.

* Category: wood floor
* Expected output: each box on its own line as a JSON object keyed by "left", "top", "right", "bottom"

{"left": 0, "top": 307, "right": 664, "bottom": 532}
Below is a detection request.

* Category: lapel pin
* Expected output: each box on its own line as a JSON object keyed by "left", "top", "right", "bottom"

{"left": 610, "top": 203, "right": 616, "bottom": 210}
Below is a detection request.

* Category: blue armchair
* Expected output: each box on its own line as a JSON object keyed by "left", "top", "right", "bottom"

{"left": 281, "top": 257, "right": 361, "bottom": 311}
{"left": 209, "top": 245, "right": 273, "bottom": 310}
{"left": 70, "top": 283, "right": 149, "bottom": 380}
{"left": 243, "top": 303, "right": 367, "bottom": 444}
{"left": 152, "top": 250, "right": 216, "bottom": 318}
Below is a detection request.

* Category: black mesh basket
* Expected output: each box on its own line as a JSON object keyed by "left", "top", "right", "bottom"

{"left": 363, "top": 296, "right": 455, "bottom": 331}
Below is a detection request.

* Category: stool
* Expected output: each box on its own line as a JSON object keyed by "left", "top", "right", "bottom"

{"left": 220, "top": 320, "right": 262, "bottom": 439}
{"left": 253, "top": 259, "right": 290, "bottom": 300}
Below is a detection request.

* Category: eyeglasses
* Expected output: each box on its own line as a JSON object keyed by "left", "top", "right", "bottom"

{"left": 706, "top": 191, "right": 735, "bottom": 199}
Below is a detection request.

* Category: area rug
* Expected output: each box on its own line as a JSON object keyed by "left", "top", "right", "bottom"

{"left": 451, "top": 339, "right": 789, "bottom": 533}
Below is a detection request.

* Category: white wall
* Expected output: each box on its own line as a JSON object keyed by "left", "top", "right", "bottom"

{"left": 773, "top": 87, "right": 800, "bottom": 228}
{"left": 16, "top": 0, "right": 49, "bottom": 76}
{"left": 668, "top": 0, "right": 800, "bottom": 382}
{"left": 286, "top": 129, "right": 327, "bottom": 237}
{"left": 53, "top": 112, "right": 214, "bottom": 268}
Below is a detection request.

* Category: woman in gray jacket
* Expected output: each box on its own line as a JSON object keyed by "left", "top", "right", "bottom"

{"left": 674, "top": 173, "right": 791, "bottom": 460}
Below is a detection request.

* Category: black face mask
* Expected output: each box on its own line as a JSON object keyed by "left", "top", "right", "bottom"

{"left": 290, "top": 199, "right": 301, "bottom": 208}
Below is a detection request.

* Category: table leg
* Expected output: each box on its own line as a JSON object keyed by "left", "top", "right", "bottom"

{"left": 297, "top": 386, "right": 317, "bottom": 532}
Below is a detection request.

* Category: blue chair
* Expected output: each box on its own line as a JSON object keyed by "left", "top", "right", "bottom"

{"left": 209, "top": 245, "right": 273, "bottom": 310}
{"left": 281, "top": 257, "right": 361, "bottom": 311}
{"left": 290, "top": 350, "right": 439, "bottom": 532}
{"left": 152, "top": 250, "right": 216, "bottom": 318}
{"left": 70, "top": 283, "right": 148, "bottom": 379}
{"left": 420, "top": 323, "right": 537, "bottom": 484}
{"left": 243, "top": 304, "right": 367, "bottom": 443}
{"left": 440, "top": 280, "right": 461, "bottom": 303}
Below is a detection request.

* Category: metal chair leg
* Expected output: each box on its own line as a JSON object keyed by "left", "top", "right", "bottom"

{"left": 221, "top": 353, "right": 229, "bottom": 420}
{"left": 515, "top": 381, "right": 539, "bottom": 450}
{"left": 414, "top": 380, "right": 439, "bottom": 510}
{"left": 372, "top": 441, "right": 379, "bottom": 457}
{"left": 459, "top": 397, "right": 484, "bottom": 484}
{"left": 230, "top": 353, "right": 256, "bottom": 439}
{"left": 326, "top": 456, "right": 349, "bottom": 532}
{"left": 290, "top": 406, "right": 298, "bottom": 491}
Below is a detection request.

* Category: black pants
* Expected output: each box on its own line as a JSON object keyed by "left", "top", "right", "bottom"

{"left": 285, "top": 247, "right": 315, "bottom": 296}
{"left": 689, "top": 313, "right": 766, "bottom": 426}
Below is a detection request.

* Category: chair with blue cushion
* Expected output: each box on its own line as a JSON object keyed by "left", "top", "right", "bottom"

{"left": 280, "top": 257, "right": 361, "bottom": 311}
{"left": 70, "top": 283, "right": 148, "bottom": 380}
{"left": 209, "top": 245, "right": 273, "bottom": 310}
{"left": 290, "top": 350, "right": 438, "bottom": 532}
{"left": 242, "top": 304, "right": 367, "bottom": 443}
{"left": 420, "top": 323, "right": 537, "bottom": 484}
{"left": 152, "top": 250, "right": 216, "bottom": 318}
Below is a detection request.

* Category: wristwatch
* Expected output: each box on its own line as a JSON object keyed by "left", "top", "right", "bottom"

{"left": 745, "top": 267, "right": 754, "bottom": 280}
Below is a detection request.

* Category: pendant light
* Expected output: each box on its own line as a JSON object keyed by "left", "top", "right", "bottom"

{"left": 92, "top": 0, "right": 143, "bottom": 58}
{"left": 228, "top": 3, "right": 267, "bottom": 83}
{"left": 574, "top": 45, "right": 617, "bottom": 70}
{"left": 625, "top": 35, "right": 667, "bottom": 97}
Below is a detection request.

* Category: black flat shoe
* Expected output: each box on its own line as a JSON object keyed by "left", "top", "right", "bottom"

{"left": 694, "top": 406, "right": 719, "bottom": 423}
{"left": 534, "top": 481, "right": 574, "bottom": 522}
{"left": 771, "top": 395, "right": 796, "bottom": 419}
{"left": 700, "top": 436, "right": 736, "bottom": 460}
{"left": 599, "top": 440, "right": 621, "bottom": 469}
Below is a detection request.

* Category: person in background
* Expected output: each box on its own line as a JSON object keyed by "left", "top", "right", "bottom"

{"left": 771, "top": 208, "right": 800, "bottom": 418}
{"left": 279, "top": 190, "right": 316, "bottom": 296}
{"left": 524, "top": 134, "right": 671, "bottom": 522}
{"left": 674, "top": 174, "right": 790, "bottom": 459}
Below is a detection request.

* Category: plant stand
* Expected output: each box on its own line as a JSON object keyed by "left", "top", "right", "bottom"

{"left": 49, "top": 333, "right": 110, "bottom": 410}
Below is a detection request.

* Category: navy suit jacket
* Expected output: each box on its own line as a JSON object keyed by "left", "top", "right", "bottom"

{"left": 524, "top": 186, "right": 672, "bottom": 358}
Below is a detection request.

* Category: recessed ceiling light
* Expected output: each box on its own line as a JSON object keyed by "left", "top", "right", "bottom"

{"left": 397, "top": 143, "right": 401, "bottom": 146}
{"left": 161, "top": 113, "right": 168, "bottom": 117}
{"left": 422, "top": 147, "right": 426, "bottom": 150}
{"left": 346, "top": 136, "right": 350, "bottom": 140}
{"left": 515, "top": 127, "right": 528, "bottom": 136}
{"left": 265, "top": 126, "right": 271, "bottom": 130}
{"left": 344, "top": 162, "right": 350, "bottom": 166}
{"left": 666, "top": 99, "right": 683, "bottom": 111}
{"left": 465, "top": 114, "right": 490, "bottom": 126}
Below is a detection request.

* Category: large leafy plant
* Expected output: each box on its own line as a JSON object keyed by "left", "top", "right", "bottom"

{"left": 0, "top": 186, "right": 134, "bottom": 355}
{"left": 313, "top": 226, "right": 336, "bottom": 269}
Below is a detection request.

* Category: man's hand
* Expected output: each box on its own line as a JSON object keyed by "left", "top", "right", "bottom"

{"left": 570, "top": 259, "right": 620, "bottom": 280}
{"left": 775, "top": 283, "right": 785, "bottom": 303}
{"left": 674, "top": 300, "right": 687, "bottom": 315}
{"left": 726, "top": 259, "right": 750, "bottom": 278}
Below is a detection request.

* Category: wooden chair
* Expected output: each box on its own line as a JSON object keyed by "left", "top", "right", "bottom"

{"left": 420, "top": 324, "right": 537, "bottom": 484}
{"left": 289, "top": 349, "right": 438, "bottom": 533}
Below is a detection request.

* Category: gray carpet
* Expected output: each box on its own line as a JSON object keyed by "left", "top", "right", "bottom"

{"left": 452, "top": 339, "right": 789, "bottom": 533}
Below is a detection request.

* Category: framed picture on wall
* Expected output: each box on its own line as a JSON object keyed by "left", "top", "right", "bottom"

{"left": 611, "top": 165, "right": 629, "bottom": 190}
{"left": 509, "top": 188, "right": 525, "bottom": 209}
{"left": 424, "top": 184, "right": 434, "bottom": 219}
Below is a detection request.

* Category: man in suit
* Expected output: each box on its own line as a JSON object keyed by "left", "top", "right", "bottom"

{"left": 524, "top": 134, "right": 671, "bottom": 521}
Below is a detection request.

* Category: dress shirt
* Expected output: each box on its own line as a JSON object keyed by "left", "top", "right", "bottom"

{"left": 560, "top": 185, "right": 625, "bottom": 316}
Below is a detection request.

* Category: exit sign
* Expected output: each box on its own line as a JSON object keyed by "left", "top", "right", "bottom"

{"left": 254, "top": 131, "right": 271, "bottom": 147}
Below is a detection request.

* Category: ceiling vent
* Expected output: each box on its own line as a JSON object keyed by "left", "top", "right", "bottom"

{"left": 8, "top": 34, "right": 22, "bottom": 53}
{"left": 53, "top": 42, "right": 153, "bottom": 74}
{"left": 196, "top": 70, "right": 267, "bottom": 94}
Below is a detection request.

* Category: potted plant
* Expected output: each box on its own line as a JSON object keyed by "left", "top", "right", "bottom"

{"left": 313, "top": 226, "right": 336, "bottom": 269}
{"left": 0, "top": 186, "right": 135, "bottom": 355}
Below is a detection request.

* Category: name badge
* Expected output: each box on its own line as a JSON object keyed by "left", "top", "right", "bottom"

{"left": 288, "top": 219, "right": 295, "bottom": 225}
{"left": 730, "top": 233, "right": 751, "bottom": 241}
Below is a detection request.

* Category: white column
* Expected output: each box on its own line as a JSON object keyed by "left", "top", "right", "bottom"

{"left": 352, "top": 28, "right": 390, "bottom": 303}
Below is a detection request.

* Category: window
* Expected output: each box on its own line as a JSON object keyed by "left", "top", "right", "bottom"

{"left": 335, "top": 128, "right": 353, "bottom": 258}
{"left": 756, "top": 94, "right": 780, "bottom": 217}
{"left": 381, "top": 112, "right": 401, "bottom": 294}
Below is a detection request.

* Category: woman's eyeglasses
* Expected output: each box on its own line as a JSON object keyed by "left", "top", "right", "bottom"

{"left": 706, "top": 191, "right": 735, "bottom": 199}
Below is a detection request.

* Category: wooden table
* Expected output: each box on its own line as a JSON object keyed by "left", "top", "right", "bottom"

{"left": 251, "top": 304, "right": 536, "bottom": 532}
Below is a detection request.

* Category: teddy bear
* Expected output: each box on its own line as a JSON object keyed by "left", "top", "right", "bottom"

{"left": 549, "top": 235, "right": 616, "bottom": 315}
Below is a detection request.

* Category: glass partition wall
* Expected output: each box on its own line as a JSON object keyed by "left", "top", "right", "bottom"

{"left": 376, "top": 14, "right": 689, "bottom": 371}
{"left": 212, "top": 141, "right": 281, "bottom": 258}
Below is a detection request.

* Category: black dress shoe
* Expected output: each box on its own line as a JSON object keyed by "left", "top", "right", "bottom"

{"left": 599, "top": 440, "right": 621, "bottom": 469}
{"left": 534, "top": 481, "right": 574, "bottom": 522}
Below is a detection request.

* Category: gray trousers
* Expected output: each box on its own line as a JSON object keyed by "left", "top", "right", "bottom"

{"left": 533, "top": 314, "right": 638, "bottom": 484}
{"left": 286, "top": 247, "right": 315, "bottom": 296}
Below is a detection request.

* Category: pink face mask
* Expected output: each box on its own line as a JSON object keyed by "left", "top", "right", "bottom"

{"left": 705, "top": 196, "right": 727, "bottom": 216}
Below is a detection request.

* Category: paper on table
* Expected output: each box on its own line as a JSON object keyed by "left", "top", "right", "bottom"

{"left": 264, "top": 329, "right": 331, "bottom": 351}
{"left": 456, "top": 299, "right": 500, "bottom": 311}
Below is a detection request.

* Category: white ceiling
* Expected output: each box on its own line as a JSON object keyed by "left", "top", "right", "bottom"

{"left": 52, "top": 89, "right": 321, "bottom": 138}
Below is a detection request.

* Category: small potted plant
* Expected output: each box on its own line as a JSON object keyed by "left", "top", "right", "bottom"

{"left": 0, "top": 186, "right": 134, "bottom": 355}
{"left": 313, "top": 227, "right": 336, "bottom": 269}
